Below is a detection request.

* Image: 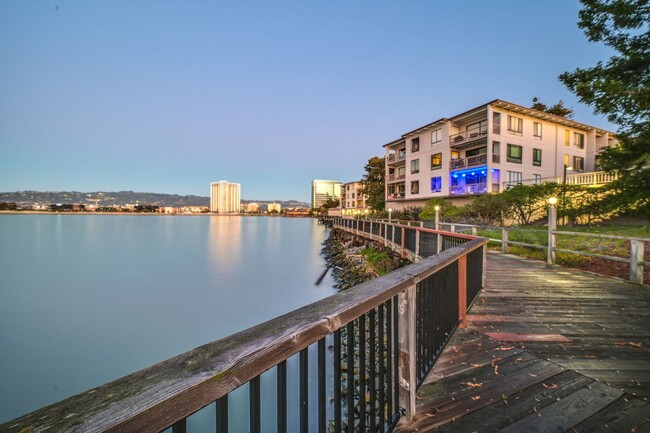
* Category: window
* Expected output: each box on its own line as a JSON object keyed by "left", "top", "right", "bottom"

{"left": 411, "top": 159, "right": 419, "bottom": 174}
{"left": 533, "top": 122, "right": 542, "bottom": 138}
{"left": 411, "top": 181, "right": 419, "bottom": 195}
{"left": 564, "top": 154, "right": 570, "bottom": 166}
{"left": 533, "top": 174, "right": 542, "bottom": 184}
{"left": 466, "top": 146, "right": 487, "bottom": 157}
{"left": 451, "top": 151, "right": 460, "bottom": 160}
{"left": 431, "top": 129, "right": 442, "bottom": 144}
{"left": 564, "top": 130, "right": 570, "bottom": 146}
{"left": 431, "top": 153, "right": 442, "bottom": 170}
{"left": 573, "top": 156, "right": 584, "bottom": 172}
{"left": 574, "top": 132, "right": 585, "bottom": 149}
{"left": 411, "top": 137, "right": 420, "bottom": 152}
{"left": 431, "top": 176, "right": 442, "bottom": 192}
{"left": 533, "top": 148, "right": 542, "bottom": 166}
{"left": 467, "top": 120, "right": 487, "bottom": 136}
{"left": 507, "top": 143, "right": 522, "bottom": 163}
{"left": 493, "top": 112, "right": 501, "bottom": 134}
{"left": 492, "top": 141, "right": 500, "bottom": 163}
{"left": 507, "top": 171, "right": 522, "bottom": 187}
{"left": 507, "top": 115, "right": 523, "bottom": 134}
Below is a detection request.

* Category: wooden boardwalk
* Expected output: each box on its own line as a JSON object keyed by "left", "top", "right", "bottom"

{"left": 396, "top": 251, "right": 650, "bottom": 432}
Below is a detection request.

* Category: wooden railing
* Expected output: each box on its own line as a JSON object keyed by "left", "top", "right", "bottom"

{"left": 437, "top": 220, "right": 648, "bottom": 285}
{"left": 2, "top": 225, "right": 487, "bottom": 433}
{"left": 332, "top": 217, "right": 478, "bottom": 262}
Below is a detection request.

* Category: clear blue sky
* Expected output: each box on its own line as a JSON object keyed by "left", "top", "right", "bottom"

{"left": 0, "top": 1, "right": 615, "bottom": 202}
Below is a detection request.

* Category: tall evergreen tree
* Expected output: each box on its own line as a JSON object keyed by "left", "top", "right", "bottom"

{"left": 559, "top": 0, "right": 650, "bottom": 217}
{"left": 360, "top": 156, "right": 386, "bottom": 211}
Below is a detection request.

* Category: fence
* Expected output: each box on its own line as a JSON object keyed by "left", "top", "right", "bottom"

{"left": 436, "top": 216, "right": 648, "bottom": 285}
{"left": 3, "top": 231, "right": 487, "bottom": 433}
{"left": 332, "top": 217, "right": 477, "bottom": 262}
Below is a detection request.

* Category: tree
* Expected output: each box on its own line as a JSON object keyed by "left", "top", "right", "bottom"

{"left": 463, "top": 194, "right": 509, "bottom": 226}
{"left": 501, "top": 183, "right": 560, "bottom": 225}
{"left": 360, "top": 156, "right": 386, "bottom": 211}
{"left": 531, "top": 97, "right": 574, "bottom": 118}
{"left": 419, "top": 197, "right": 456, "bottom": 221}
{"left": 319, "top": 198, "right": 340, "bottom": 213}
{"left": 559, "top": 0, "right": 650, "bottom": 218}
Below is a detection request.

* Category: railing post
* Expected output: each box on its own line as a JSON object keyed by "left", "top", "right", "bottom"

{"left": 398, "top": 283, "right": 417, "bottom": 422}
{"left": 471, "top": 226, "right": 477, "bottom": 236}
{"left": 501, "top": 228, "right": 509, "bottom": 253}
{"left": 547, "top": 203, "right": 557, "bottom": 265}
{"left": 630, "top": 240, "right": 644, "bottom": 284}
{"left": 458, "top": 255, "right": 467, "bottom": 329}
{"left": 415, "top": 229, "right": 420, "bottom": 261}
{"left": 401, "top": 226, "right": 406, "bottom": 257}
{"left": 437, "top": 233, "right": 442, "bottom": 254}
{"left": 450, "top": 224, "right": 456, "bottom": 233}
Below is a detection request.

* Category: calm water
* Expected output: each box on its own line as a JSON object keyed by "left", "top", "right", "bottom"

{"left": 0, "top": 215, "right": 335, "bottom": 423}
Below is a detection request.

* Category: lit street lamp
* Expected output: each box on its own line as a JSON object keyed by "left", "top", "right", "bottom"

{"left": 388, "top": 208, "right": 393, "bottom": 222}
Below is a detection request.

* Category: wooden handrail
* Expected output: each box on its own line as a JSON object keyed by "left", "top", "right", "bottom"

{"left": 2, "top": 237, "right": 487, "bottom": 433}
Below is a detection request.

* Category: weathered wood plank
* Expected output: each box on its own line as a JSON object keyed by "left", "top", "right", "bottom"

{"left": 497, "top": 381, "right": 623, "bottom": 433}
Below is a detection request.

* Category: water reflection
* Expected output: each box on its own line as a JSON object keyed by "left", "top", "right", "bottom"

{"left": 0, "top": 215, "right": 335, "bottom": 424}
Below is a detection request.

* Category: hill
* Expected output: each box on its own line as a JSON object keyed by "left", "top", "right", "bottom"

{"left": 0, "top": 191, "right": 309, "bottom": 208}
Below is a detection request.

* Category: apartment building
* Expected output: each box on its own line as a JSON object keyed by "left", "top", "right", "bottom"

{"left": 311, "top": 179, "right": 343, "bottom": 209}
{"left": 341, "top": 181, "right": 369, "bottom": 216}
{"left": 210, "top": 180, "right": 241, "bottom": 213}
{"left": 385, "top": 99, "right": 617, "bottom": 210}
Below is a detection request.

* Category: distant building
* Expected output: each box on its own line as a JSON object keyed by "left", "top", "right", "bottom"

{"left": 311, "top": 179, "right": 343, "bottom": 209}
{"left": 267, "top": 202, "right": 281, "bottom": 212}
{"left": 341, "top": 181, "right": 369, "bottom": 216}
{"left": 244, "top": 202, "right": 260, "bottom": 212}
{"left": 210, "top": 180, "right": 241, "bottom": 213}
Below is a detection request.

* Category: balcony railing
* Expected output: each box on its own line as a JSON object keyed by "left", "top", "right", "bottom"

{"left": 449, "top": 128, "right": 488, "bottom": 148}
{"left": 387, "top": 193, "right": 405, "bottom": 199}
{"left": 387, "top": 174, "right": 406, "bottom": 182}
{"left": 503, "top": 171, "right": 619, "bottom": 189}
{"left": 387, "top": 153, "right": 406, "bottom": 164}
{"left": 449, "top": 154, "right": 487, "bottom": 170}
{"left": 449, "top": 182, "right": 488, "bottom": 195}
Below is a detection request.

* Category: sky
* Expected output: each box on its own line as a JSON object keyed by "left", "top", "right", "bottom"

{"left": 0, "top": 1, "right": 617, "bottom": 202}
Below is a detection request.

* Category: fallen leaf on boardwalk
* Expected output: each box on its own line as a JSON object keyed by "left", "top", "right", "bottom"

{"left": 528, "top": 373, "right": 538, "bottom": 377}
{"left": 495, "top": 346, "right": 515, "bottom": 351}
{"left": 494, "top": 365, "right": 500, "bottom": 376}
{"left": 543, "top": 383, "right": 559, "bottom": 389}
{"left": 471, "top": 363, "right": 483, "bottom": 368}
{"left": 533, "top": 406, "right": 541, "bottom": 417}
{"left": 516, "top": 358, "right": 524, "bottom": 361}
{"left": 471, "top": 395, "right": 481, "bottom": 401}
{"left": 462, "top": 381, "right": 483, "bottom": 388}
{"left": 615, "top": 342, "right": 642, "bottom": 348}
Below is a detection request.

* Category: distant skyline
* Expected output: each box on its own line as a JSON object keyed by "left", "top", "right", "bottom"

{"left": 0, "top": 1, "right": 616, "bottom": 202}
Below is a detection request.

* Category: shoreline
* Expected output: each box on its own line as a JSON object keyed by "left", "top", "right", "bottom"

{"left": 0, "top": 211, "right": 309, "bottom": 217}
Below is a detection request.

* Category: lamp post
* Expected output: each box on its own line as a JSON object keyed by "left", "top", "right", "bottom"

{"left": 547, "top": 197, "right": 557, "bottom": 264}
{"left": 365, "top": 209, "right": 369, "bottom": 220}
{"left": 434, "top": 205, "right": 440, "bottom": 230}
{"left": 388, "top": 207, "right": 393, "bottom": 222}
{"left": 562, "top": 165, "right": 573, "bottom": 225}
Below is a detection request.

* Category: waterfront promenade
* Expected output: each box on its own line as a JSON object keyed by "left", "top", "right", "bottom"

{"left": 396, "top": 251, "right": 650, "bottom": 432}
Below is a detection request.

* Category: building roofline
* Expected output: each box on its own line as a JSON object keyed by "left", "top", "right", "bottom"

{"left": 488, "top": 99, "right": 615, "bottom": 135}
{"left": 387, "top": 99, "right": 616, "bottom": 141}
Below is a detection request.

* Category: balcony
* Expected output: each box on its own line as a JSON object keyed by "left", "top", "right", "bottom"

{"left": 387, "top": 174, "right": 406, "bottom": 183}
{"left": 449, "top": 182, "right": 487, "bottom": 195}
{"left": 449, "top": 127, "right": 488, "bottom": 149}
{"left": 387, "top": 152, "right": 406, "bottom": 165}
{"left": 387, "top": 193, "right": 405, "bottom": 200}
{"left": 449, "top": 154, "right": 487, "bottom": 170}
